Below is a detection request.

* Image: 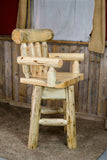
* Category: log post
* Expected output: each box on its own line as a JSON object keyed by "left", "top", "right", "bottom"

{"left": 72, "top": 60, "right": 80, "bottom": 74}
{"left": 63, "top": 100, "right": 67, "bottom": 134}
{"left": 66, "top": 85, "right": 77, "bottom": 149}
{"left": 20, "top": 43, "right": 30, "bottom": 78}
{"left": 35, "top": 42, "right": 43, "bottom": 75}
{"left": 28, "top": 43, "right": 36, "bottom": 77}
{"left": 28, "top": 86, "right": 42, "bottom": 149}
{"left": 42, "top": 42, "right": 48, "bottom": 74}
{"left": 47, "top": 67, "right": 56, "bottom": 87}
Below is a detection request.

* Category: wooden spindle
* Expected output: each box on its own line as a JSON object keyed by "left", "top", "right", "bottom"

{"left": 42, "top": 42, "right": 48, "bottom": 74}
{"left": 20, "top": 43, "right": 30, "bottom": 78}
{"left": 47, "top": 67, "right": 56, "bottom": 87}
{"left": 35, "top": 42, "right": 43, "bottom": 75}
{"left": 72, "top": 60, "right": 80, "bottom": 74}
{"left": 28, "top": 43, "right": 36, "bottom": 77}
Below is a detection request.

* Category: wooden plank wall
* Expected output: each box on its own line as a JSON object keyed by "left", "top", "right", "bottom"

{"left": 0, "top": 40, "right": 107, "bottom": 117}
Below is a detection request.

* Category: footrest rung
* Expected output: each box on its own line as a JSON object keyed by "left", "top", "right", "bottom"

{"left": 39, "top": 118, "right": 67, "bottom": 126}
{"left": 41, "top": 107, "right": 63, "bottom": 114}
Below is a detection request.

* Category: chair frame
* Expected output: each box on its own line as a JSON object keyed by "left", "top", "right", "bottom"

{"left": 12, "top": 29, "right": 84, "bottom": 149}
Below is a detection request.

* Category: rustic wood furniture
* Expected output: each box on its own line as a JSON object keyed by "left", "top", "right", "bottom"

{"left": 12, "top": 29, "right": 84, "bottom": 149}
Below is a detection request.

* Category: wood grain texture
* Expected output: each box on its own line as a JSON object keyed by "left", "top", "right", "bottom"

{"left": 42, "top": 42, "right": 48, "bottom": 74}
{"left": 0, "top": 41, "right": 5, "bottom": 98}
{"left": 35, "top": 42, "right": 43, "bottom": 75}
{"left": 72, "top": 61, "right": 80, "bottom": 74}
{"left": 77, "top": 45, "right": 85, "bottom": 112}
{"left": 20, "top": 72, "right": 84, "bottom": 88}
{"left": 17, "top": 56, "right": 63, "bottom": 68}
{"left": 41, "top": 106, "right": 63, "bottom": 114}
{"left": 12, "top": 42, "right": 20, "bottom": 101}
{"left": 4, "top": 41, "right": 12, "bottom": 100}
{"left": 28, "top": 43, "right": 37, "bottom": 77}
{"left": 88, "top": 52, "right": 100, "bottom": 114}
{"left": 66, "top": 86, "right": 77, "bottom": 149}
{"left": 42, "top": 87, "right": 65, "bottom": 99}
{"left": 98, "top": 49, "right": 107, "bottom": 116}
{"left": 49, "top": 53, "right": 84, "bottom": 61}
{"left": 12, "top": 29, "right": 54, "bottom": 44}
{"left": 20, "top": 43, "right": 30, "bottom": 78}
{"left": 28, "top": 86, "right": 42, "bottom": 149}
{"left": 0, "top": 40, "right": 106, "bottom": 118}
{"left": 39, "top": 118, "right": 67, "bottom": 126}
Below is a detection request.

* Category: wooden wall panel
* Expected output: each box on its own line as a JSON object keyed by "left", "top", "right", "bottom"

{"left": 11, "top": 42, "right": 20, "bottom": 101}
{"left": 0, "top": 41, "right": 5, "bottom": 98}
{"left": 0, "top": 40, "right": 106, "bottom": 117}
{"left": 4, "top": 41, "right": 12, "bottom": 100}
{"left": 98, "top": 49, "right": 107, "bottom": 116}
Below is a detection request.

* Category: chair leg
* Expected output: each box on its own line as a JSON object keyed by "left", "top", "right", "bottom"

{"left": 63, "top": 100, "right": 67, "bottom": 134}
{"left": 28, "top": 86, "right": 42, "bottom": 149}
{"left": 66, "top": 85, "right": 77, "bottom": 149}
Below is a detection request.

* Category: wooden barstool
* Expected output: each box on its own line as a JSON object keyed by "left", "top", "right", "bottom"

{"left": 12, "top": 29, "right": 84, "bottom": 149}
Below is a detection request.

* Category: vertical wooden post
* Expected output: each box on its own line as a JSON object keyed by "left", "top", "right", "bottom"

{"left": 42, "top": 41, "right": 48, "bottom": 74}
{"left": 21, "top": 43, "right": 30, "bottom": 78}
{"left": 63, "top": 100, "right": 67, "bottom": 134}
{"left": 72, "top": 60, "right": 80, "bottom": 74}
{"left": 47, "top": 67, "right": 56, "bottom": 87}
{"left": 28, "top": 43, "right": 36, "bottom": 77}
{"left": 28, "top": 86, "right": 42, "bottom": 149}
{"left": 35, "top": 42, "right": 43, "bottom": 75}
{"left": 66, "top": 85, "right": 77, "bottom": 149}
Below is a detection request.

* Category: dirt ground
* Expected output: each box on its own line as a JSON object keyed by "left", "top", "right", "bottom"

{"left": 0, "top": 103, "right": 107, "bottom": 160}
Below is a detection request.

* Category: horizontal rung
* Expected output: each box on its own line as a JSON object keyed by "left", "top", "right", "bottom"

{"left": 49, "top": 53, "right": 84, "bottom": 61}
{"left": 39, "top": 118, "right": 67, "bottom": 126}
{"left": 41, "top": 107, "right": 63, "bottom": 114}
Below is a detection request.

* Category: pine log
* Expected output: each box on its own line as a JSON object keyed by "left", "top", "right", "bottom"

{"left": 39, "top": 118, "right": 67, "bottom": 126}
{"left": 28, "top": 86, "right": 42, "bottom": 149}
{"left": 72, "top": 61, "right": 80, "bottom": 74}
{"left": 35, "top": 42, "right": 43, "bottom": 75}
{"left": 12, "top": 29, "right": 54, "bottom": 44}
{"left": 28, "top": 43, "right": 36, "bottom": 76}
{"left": 49, "top": 53, "right": 84, "bottom": 61}
{"left": 47, "top": 67, "right": 56, "bottom": 87}
{"left": 66, "top": 86, "right": 77, "bottom": 149}
{"left": 41, "top": 106, "right": 63, "bottom": 114}
{"left": 42, "top": 42, "right": 48, "bottom": 73}
{"left": 17, "top": 56, "right": 63, "bottom": 68}
{"left": 20, "top": 43, "right": 30, "bottom": 78}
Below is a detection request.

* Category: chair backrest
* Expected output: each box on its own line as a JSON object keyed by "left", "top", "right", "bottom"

{"left": 12, "top": 29, "right": 84, "bottom": 87}
{"left": 12, "top": 29, "right": 63, "bottom": 87}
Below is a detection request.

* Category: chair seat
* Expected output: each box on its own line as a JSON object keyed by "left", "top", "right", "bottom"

{"left": 20, "top": 72, "right": 84, "bottom": 88}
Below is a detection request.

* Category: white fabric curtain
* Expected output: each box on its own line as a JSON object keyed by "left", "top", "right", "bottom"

{"left": 33, "top": 0, "right": 95, "bottom": 42}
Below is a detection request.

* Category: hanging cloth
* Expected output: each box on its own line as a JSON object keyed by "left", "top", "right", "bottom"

{"left": 88, "top": 0, "right": 105, "bottom": 54}
{"left": 16, "top": 0, "right": 30, "bottom": 28}
{"left": 33, "top": 0, "right": 95, "bottom": 42}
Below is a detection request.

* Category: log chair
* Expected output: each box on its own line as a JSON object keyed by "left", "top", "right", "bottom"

{"left": 12, "top": 29, "right": 84, "bottom": 149}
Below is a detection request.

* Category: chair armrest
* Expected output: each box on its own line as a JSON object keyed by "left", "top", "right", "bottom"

{"left": 49, "top": 53, "right": 84, "bottom": 61}
{"left": 49, "top": 53, "right": 85, "bottom": 74}
{"left": 17, "top": 56, "right": 63, "bottom": 68}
